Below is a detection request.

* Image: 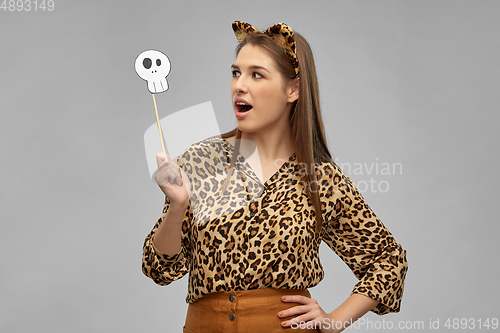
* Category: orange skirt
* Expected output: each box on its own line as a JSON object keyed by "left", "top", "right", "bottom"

{"left": 183, "top": 288, "right": 320, "bottom": 333}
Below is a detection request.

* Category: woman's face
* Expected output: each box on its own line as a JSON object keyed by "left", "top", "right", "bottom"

{"left": 230, "top": 44, "right": 298, "bottom": 132}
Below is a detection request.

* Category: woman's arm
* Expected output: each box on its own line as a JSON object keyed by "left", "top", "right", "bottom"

{"left": 321, "top": 165, "right": 408, "bottom": 315}
{"left": 152, "top": 199, "right": 189, "bottom": 255}
{"left": 142, "top": 195, "right": 193, "bottom": 285}
{"left": 327, "top": 293, "right": 379, "bottom": 332}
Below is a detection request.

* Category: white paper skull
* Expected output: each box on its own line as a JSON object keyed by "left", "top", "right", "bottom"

{"left": 135, "top": 50, "right": 171, "bottom": 93}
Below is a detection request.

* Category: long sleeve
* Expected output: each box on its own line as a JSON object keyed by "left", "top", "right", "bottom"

{"left": 142, "top": 194, "right": 193, "bottom": 286}
{"left": 321, "top": 167, "right": 408, "bottom": 315}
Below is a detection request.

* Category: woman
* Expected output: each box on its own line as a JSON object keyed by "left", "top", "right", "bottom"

{"left": 142, "top": 21, "right": 408, "bottom": 333}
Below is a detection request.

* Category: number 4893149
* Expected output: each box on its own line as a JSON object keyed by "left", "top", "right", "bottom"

{"left": 444, "top": 318, "right": 498, "bottom": 330}
{"left": 1, "top": 0, "right": 55, "bottom": 11}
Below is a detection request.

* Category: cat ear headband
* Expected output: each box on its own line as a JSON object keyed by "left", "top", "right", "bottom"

{"left": 231, "top": 21, "right": 299, "bottom": 76}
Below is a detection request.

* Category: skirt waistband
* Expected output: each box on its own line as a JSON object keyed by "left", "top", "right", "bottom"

{"left": 183, "top": 288, "right": 320, "bottom": 333}
{"left": 192, "top": 287, "right": 311, "bottom": 308}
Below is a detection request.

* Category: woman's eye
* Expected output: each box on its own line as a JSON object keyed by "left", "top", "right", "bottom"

{"left": 253, "top": 72, "right": 264, "bottom": 79}
{"left": 232, "top": 70, "right": 240, "bottom": 77}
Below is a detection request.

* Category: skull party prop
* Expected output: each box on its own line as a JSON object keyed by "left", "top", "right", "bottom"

{"left": 135, "top": 50, "right": 171, "bottom": 93}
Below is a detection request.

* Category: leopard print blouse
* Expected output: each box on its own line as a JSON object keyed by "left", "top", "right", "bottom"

{"left": 142, "top": 136, "right": 408, "bottom": 315}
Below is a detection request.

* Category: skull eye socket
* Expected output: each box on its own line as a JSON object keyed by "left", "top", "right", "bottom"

{"left": 156, "top": 59, "right": 161, "bottom": 66}
{"left": 143, "top": 58, "right": 152, "bottom": 69}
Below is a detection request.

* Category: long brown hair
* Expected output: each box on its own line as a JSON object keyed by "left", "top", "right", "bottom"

{"left": 220, "top": 30, "right": 333, "bottom": 234}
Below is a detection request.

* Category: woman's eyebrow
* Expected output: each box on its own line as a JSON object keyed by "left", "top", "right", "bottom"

{"left": 231, "top": 64, "right": 270, "bottom": 73}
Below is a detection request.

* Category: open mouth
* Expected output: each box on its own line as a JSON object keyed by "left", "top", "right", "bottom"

{"left": 235, "top": 102, "right": 253, "bottom": 113}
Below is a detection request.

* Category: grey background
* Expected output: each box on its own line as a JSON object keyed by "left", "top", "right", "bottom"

{"left": 1, "top": 0, "right": 499, "bottom": 332}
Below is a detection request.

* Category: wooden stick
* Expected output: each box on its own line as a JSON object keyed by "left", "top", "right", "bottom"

{"left": 151, "top": 93, "right": 183, "bottom": 185}
{"left": 152, "top": 93, "right": 167, "bottom": 155}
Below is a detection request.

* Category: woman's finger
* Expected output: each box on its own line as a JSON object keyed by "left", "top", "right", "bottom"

{"left": 278, "top": 296, "right": 327, "bottom": 330}
{"left": 156, "top": 152, "right": 173, "bottom": 166}
{"left": 281, "top": 295, "right": 314, "bottom": 304}
{"left": 279, "top": 303, "right": 309, "bottom": 319}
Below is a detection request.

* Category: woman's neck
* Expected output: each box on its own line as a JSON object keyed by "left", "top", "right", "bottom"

{"left": 236, "top": 127, "right": 294, "bottom": 165}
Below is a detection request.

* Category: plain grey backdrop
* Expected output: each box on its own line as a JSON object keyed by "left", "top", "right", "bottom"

{"left": 1, "top": 0, "right": 499, "bottom": 332}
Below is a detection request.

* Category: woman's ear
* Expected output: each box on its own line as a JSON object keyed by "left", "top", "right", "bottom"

{"left": 286, "top": 77, "right": 300, "bottom": 103}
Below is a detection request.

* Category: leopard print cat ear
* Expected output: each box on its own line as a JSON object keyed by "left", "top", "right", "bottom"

{"left": 264, "top": 23, "right": 299, "bottom": 76}
{"left": 232, "top": 21, "right": 299, "bottom": 76}
{"left": 232, "top": 21, "right": 258, "bottom": 44}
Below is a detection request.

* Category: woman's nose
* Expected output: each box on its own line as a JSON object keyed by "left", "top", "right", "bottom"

{"left": 233, "top": 77, "right": 247, "bottom": 94}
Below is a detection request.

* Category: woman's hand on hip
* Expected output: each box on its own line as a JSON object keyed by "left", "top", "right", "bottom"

{"left": 278, "top": 295, "right": 341, "bottom": 332}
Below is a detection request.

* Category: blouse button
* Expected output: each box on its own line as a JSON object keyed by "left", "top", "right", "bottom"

{"left": 249, "top": 212, "right": 256, "bottom": 217}
{"left": 229, "top": 295, "right": 235, "bottom": 302}
{"left": 229, "top": 313, "right": 236, "bottom": 321}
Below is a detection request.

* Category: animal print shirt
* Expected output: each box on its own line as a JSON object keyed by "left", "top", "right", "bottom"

{"left": 142, "top": 136, "right": 408, "bottom": 315}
